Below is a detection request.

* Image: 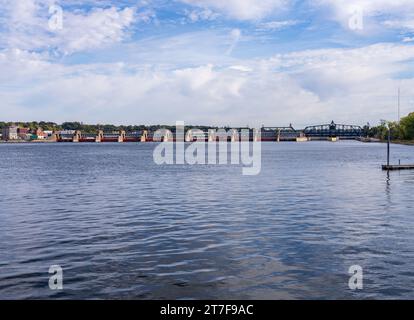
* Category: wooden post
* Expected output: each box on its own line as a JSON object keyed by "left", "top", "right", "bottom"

{"left": 387, "top": 126, "right": 391, "bottom": 167}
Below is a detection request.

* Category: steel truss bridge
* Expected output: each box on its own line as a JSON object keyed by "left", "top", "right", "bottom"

{"left": 303, "top": 121, "right": 363, "bottom": 139}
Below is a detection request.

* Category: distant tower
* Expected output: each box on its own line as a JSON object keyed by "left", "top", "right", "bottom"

{"left": 398, "top": 87, "right": 401, "bottom": 124}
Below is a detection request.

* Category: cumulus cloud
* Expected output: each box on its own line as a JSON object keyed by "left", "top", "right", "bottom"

{"left": 1, "top": 42, "right": 413, "bottom": 126}
{"left": 58, "top": 7, "right": 135, "bottom": 54}
{"left": 0, "top": 0, "right": 137, "bottom": 54}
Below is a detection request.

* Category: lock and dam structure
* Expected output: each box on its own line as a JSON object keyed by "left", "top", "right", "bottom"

{"left": 52, "top": 121, "right": 364, "bottom": 143}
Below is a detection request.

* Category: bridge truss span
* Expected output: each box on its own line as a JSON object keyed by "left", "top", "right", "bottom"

{"left": 303, "top": 121, "right": 363, "bottom": 139}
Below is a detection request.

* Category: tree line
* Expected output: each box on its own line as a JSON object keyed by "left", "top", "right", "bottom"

{"left": 0, "top": 122, "right": 170, "bottom": 133}
{"left": 367, "top": 112, "right": 414, "bottom": 141}
{"left": 0, "top": 122, "right": 214, "bottom": 133}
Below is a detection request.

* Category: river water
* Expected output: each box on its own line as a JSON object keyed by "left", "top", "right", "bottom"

{"left": 0, "top": 141, "right": 413, "bottom": 299}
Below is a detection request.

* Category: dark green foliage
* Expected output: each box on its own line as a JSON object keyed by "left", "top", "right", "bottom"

{"left": 368, "top": 112, "right": 414, "bottom": 141}
{"left": 399, "top": 112, "right": 414, "bottom": 140}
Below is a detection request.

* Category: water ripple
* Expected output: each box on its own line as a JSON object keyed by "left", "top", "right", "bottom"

{"left": 1, "top": 142, "right": 414, "bottom": 299}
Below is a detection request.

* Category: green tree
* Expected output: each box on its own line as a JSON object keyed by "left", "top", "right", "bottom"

{"left": 400, "top": 112, "right": 414, "bottom": 140}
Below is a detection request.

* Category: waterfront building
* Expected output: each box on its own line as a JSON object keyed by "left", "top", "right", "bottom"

{"left": 2, "top": 125, "right": 19, "bottom": 141}
{"left": 17, "top": 127, "right": 30, "bottom": 139}
{"left": 35, "top": 128, "right": 46, "bottom": 140}
{"left": 43, "top": 131, "right": 53, "bottom": 139}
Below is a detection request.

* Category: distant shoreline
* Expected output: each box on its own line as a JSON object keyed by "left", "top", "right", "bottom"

{"left": 1, "top": 139, "right": 413, "bottom": 145}
{"left": 358, "top": 138, "right": 414, "bottom": 145}
{"left": 0, "top": 140, "right": 55, "bottom": 144}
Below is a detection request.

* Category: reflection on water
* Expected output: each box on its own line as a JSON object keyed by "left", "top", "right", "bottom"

{"left": 0, "top": 141, "right": 413, "bottom": 299}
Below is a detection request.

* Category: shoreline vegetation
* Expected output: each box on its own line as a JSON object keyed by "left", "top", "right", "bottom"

{"left": 366, "top": 112, "right": 414, "bottom": 143}
{"left": 391, "top": 140, "right": 414, "bottom": 146}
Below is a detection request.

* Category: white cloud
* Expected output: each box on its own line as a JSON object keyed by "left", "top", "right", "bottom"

{"left": 383, "top": 18, "right": 414, "bottom": 31}
{"left": 257, "top": 20, "right": 300, "bottom": 31}
{"left": 229, "top": 65, "right": 253, "bottom": 72}
{"left": 0, "top": 0, "right": 137, "bottom": 54}
{"left": 185, "top": 8, "right": 219, "bottom": 22}
{"left": 180, "top": 0, "right": 288, "bottom": 21}
{"left": 58, "top": 7, "right": 136, "bottom": 54}
{"left": 1, "top": 42, "right": 413, "bottom": 126}
{"left": 402, "top": 36, "right": 414, "bottom": 43}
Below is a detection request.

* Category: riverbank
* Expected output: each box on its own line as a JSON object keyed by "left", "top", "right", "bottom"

{"left": 392, "top": 140, "right": 414, "bottom": 146}
{"left": 359, "top": 137, "right": 414, "bottom": 146}
{"left": 373, "top": 139, "right": 414, "bottom": 146}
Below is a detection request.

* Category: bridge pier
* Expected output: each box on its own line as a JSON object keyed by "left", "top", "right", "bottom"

{"left": 208, "top": 130, "right": 216, "bottom": 142}
{"left": 118, "top": 130, "right": 126, "bottom": 143}
{"left": 73, "top": 130, "right": 81, "bottom": 143}
{"left": 52, "top": 132, "right": 60, "bottom": 142}
{"left": 296, "top": 133, "right": 308, "bottom": 142}
{"left": 96, "top": 130, "right": 103, "bottom": 143}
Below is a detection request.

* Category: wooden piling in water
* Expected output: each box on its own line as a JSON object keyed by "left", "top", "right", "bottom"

{"left": 382, "top": 126, "right": 414, "bottom": 170}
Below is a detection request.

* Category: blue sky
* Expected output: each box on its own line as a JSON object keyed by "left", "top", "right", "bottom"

{"left": 1, "top": 0, "right": 414, "bottom": 127}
